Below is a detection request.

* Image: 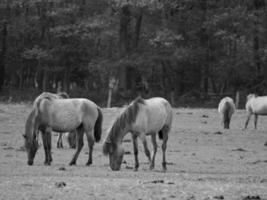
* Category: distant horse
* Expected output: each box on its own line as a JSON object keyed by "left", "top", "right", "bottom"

{"left": 103, "top": 97, "right": 172, "bottom": 171}
{"left": 66, "top": 130, "right": 77, "bottom": 148}
{"left": 218, "top": 97, "right": 235, "bottom": 129}
{"left": 23, "top": 92, "right": 103, "bottom": 166}
{"left": 56, "top": 129, "right": 77, "bottom": 149}
{"left": 244, "top": 94, "right": 267, "bottom": 129}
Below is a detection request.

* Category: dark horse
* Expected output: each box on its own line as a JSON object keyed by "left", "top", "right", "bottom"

{"left": 24, "top": 92, "right": 103, "bottom": 166}
{"left": 103, "top": 97, "right": 172, "bottom": 171}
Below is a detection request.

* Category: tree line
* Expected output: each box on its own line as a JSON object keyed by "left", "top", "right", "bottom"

{"left": 0, "top": 0, "right": 267, "bottom": 106}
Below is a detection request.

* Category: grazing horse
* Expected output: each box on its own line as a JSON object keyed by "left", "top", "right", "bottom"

{"left": 218, "top": 97, "right": 235, "bottom": 129}
{"left": 23, "top": 93, "right": 103, "bottom": 166}
{"left": 31, "top": 92, "right": 76, "bottom": 149}
{"left": 244, "top": 94, "right": 267, "bottom": 129}
{"left": 103, "top": 97, "right": 172, "bottom": 171}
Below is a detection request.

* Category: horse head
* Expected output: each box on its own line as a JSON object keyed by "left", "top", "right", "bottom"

{"left": 24, "top": 110, "right": 39, "bottom": 165}
{"left": 247, "top": 93, "right": 257, "bottom": 101}
{"left": 103, "top": 134, "right": 124, "bottom": 171}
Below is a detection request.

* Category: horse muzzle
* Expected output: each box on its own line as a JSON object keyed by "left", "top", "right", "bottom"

{"left": 27, "top": 160, "right": 33, "bottom": 166}
{"left": 110, "top": 163, "right": 121, "bottom": 171}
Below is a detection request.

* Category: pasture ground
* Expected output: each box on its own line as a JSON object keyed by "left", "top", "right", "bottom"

{"left": 0, "top": 103, "right": 267, "bottom": 200}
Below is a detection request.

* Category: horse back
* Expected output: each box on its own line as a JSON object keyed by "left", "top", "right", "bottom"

{"left": 38, "top": 98, "right": 98, "bottom": 132}
{"left": 218, "top": 97, "right": 235, "bottom": 115}
{"left": 249, "top": 96, "right": 267, "bottom": 115}
{"left": 133, "top": 97, "right": 172, "bottom": 133}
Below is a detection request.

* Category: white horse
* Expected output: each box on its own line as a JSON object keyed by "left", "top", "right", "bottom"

{"left": 244, "top": 94, "right": 267, "bottom": 129}
{"left": 103, "top": 97, "right": 173, "bottom": 171}
{"left": 32, "top": 92, "right": 76, "bottom": 149}
{"left": 24, "top": 92, "right": 103, "bottom": 166}
{"left": 218, "top": 97, "right": 235, "bottom": 129}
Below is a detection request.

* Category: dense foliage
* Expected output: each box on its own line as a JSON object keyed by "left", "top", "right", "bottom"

{"left": 0, "top": 0, "right": 267, "bottom": 106}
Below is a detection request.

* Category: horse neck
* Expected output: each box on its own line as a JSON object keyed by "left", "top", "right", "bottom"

{"left": 26, "top": 110, "right": 39, "bottom": 142}
{"left": 109, "top": 124, "right": 130, "bottom": 146}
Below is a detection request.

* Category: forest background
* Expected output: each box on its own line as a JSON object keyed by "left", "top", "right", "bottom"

{"left": 0, "top": 0, "right": 267, "bottom": 108}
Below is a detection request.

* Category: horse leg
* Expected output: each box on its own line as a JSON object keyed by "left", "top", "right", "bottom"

{"left": 60, "top": 133, "right": 63, "bottom": 148}
{"left": 69, "top": 127, "right": 84, "bottom": 166}
{"left": 244, "top": 113, "right": 252, "bottom": 129}
{"left": 56, "top": 133, "right": 60, "bottom": 148}
{"left": 47, "top": 130, "right": 53, "bottom": 163}
{"left": 162, "top": 132, "right": 168, "bottom": 171}
{"left": 254, "top": 114, "right": 258, "bottom": 129}
{"left": 57, "top": 133, "right": 62, "bottom": 149}
{"left": 225, "top": 114, "right": 230, "bottom": 129}
{"left": 85, "top": 129, "right": 94, "bottom": 166}
{"left": 150, "top": 133, "right": 157, "bottom": 170}
{"left": 41, "top": 130, "right": 51, "bottom": 165}
{"left": 227, "top": 116, "right": 231, "bottom": 129}
{"left": 140, "top": 134, "right": 151, "bottom": 166}
{"left": 132, "top": 134, "right": 139, "bottom": 171}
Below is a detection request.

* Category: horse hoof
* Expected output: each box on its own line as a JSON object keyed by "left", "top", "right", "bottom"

{"left": 86, "top": 162, "right": 92, "bottom": 166}
{"left": 27, "top": 160, "right": 33, "bottom": 166}
{"left": 44, "top": 162, "right": 51, "bottom": 166}
{"left": 149, "top": 165, "right": 154, "bottom": 170}
{"left": 69, "top": 162, "right": 76, "bottom": 166}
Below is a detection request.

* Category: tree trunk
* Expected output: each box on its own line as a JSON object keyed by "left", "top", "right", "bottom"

{"left": 0, "top": 21, "right": 7, "bottom": 91}
{"left": 253, "top": 0, "right": 264, "bottom": 94}
{"left": 63, "top": 68, "right": 70, "bottom": 93}
{"left": 133, "top": 9, "right": 142, "bottom": 49}
{"left": 107, "top": 77, "right": 118, "bottom": 108}
{"left": 235, "top": 91, "right": 240, "bottom": 109}
{"left": 199, "top": 0, "right": 209, "bottom": 94}
{"left": 107, "top": 88, "right": 112, "bottom": 108}
{"left": 119, "top": 4, "right": 131, "bottom": 55}
{"left": 42, "top": 70, "right": 48, "bottom": 92}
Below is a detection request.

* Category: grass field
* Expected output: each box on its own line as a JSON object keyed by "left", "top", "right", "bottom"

{"left": 0, "top": 103, "right": 267, "bottom": 200}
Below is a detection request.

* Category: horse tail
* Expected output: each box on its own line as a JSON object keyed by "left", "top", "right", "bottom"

{"left": 158, "top": 125, "right": 171, "bottom": 140}
{"left": 94, "top": 107, "right": 103, "bottom": 143}
{"left": 158, "top": 130, "right": 163, "bottom": 140}
{"left": 223, "top": 101, "right": 231, "bottom": 129}
{"left": 158, "top": 99, "right": 173, "bottom": 140}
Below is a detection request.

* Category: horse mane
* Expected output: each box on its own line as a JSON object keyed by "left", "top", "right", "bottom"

{"left": 57, "top": 92, "right": 69, "bottom": 99}
{"left": 33, "top": 92, "right": 69, "bottom": 114}
{"left": 247, "top": 93, "right": 257, "bottom": 101}
{"left": 103, "top": 97, "right": 145, "bottom": 155}
{"left": 24, "top": 109, "right": 37, "bottom": 142}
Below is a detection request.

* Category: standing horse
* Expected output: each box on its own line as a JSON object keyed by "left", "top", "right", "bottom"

{"left": 244, "top": 94, "right": 267, "bottom": 129}
{"left": 103, "top": 97, "right": 172, "bottom": 171}
{"left": 24, "top": 93, "right": 103, "bottom": 166}
{"left": 218, "top": 97, "right": 235, "bottom": 129}
{"left": 30, "top": 92, "right": 76, "bottom": 149}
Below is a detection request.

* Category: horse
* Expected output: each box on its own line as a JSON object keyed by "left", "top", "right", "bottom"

{"left": 103, "top": 97, "right": 172, "bottom": 171}
{"left": 244, "top": 94, "right": 267, "bottom": 129}
{"left": 56, "top": 129, "right": 77, "bottom": 149}
{"left": 23, "top": 92, "right": 103, "bottom": 166}
{"left": 31, "top": 92, "right": 76, "bottom": 149}
{"left": 218, "top": 97, "right": 235, "bottom": 129}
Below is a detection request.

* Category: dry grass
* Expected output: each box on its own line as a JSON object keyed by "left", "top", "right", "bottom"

{"left": 0, "top": 104, "right": 267, "bottom": 200}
